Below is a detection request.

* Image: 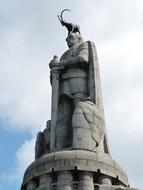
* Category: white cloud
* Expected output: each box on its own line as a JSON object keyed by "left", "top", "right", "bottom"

{"left": 16, "top": 138, "right": 35, "bottom": 175}
{"left": 99, "top": 29, "right": 143, "bottom": 136}
{"left": 81, "top": 0, "right": 143, "bottom": 42}
{"left": 0, "top": 23, "right": 51, "bottom": 133}
{"left": 97, "top": 28, "right": 143, "bottom": 189}
{"left": 0, "top": 138, "right": 35, "bottom": 189}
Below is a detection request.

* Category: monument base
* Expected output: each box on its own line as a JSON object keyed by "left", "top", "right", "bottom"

{"left": 21, "top": 150, "right": 138, "bottom": 190}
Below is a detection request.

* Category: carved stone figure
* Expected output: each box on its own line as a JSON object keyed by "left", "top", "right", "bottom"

{"left": 35, "top": 120, "right": 51, "bottom": 159}
{"left": 58, "top": 9, "right": 81, "bottom": 35}
{"left": 21, "top": 12, "right": 138, "bottom": 190}
{"left": 49, "top": 32, "right": 109, "bottom": 153}
{"left": 72, "top": 101, "right": 105, "bottom": 152}
{"left": 35, "top": 132, "right": 44, "bottom": 159}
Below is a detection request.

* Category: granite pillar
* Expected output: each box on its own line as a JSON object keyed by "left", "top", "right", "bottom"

{"left": 39, "top": 174, "right": 52, "bottom": 190}
{"left": 26, "top": 180, "right": 37, "bottom": 190}
{"left": 79, "top": 172, "right": 94, "bottom": 190}
{"left": 57, "top": 171, "right": 73, "bottom": 190}
{"left": 99, "top": 175, "right": 112, "bottom": 185}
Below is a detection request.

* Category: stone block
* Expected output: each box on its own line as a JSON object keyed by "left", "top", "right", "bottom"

{"left": 76, "top": 159, "right": 87, "bottom": 170}
{"left": 86, "top": 160, "right": 96, "bottom": 168}
{"left": 54, "top": 159, "right": 65, "bottom": 171}
{"left": 75, "top": 150, "right": 97, "bottom": 160}
{"left": 55, "top": 150, "right": 76, "bottom": 160}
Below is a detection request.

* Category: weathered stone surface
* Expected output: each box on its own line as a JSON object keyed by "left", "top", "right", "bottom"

{"left": 57, "top": 171, "right": 73, "bottom": 190}
{"left": 72, "top": 101, "right": 105, "bottom": 152}
{"left": 55, "top": 150, "right": 76, "bottom": 160}
{"left": 21, "top": 150, "right": 128, "bottom": 188}
{"left": 34, "top": 34, "right": 110, "bottom": 159}
{"left": 20, "top": 15, "right": 138, "bottom": 190}
{"left": 47, "top": 32, "right": 110, "bottom": 153}
{"left": 79, "top": 172, "right": 94, "bottom": 190}
{"left": 98, "top": 175, "right": 112, "bottom": 185}
{"left": 39, "top": 174, "right": 52, "bottom": 190}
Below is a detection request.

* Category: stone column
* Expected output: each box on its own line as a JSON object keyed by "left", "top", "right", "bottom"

{"left": 57, "top": 171, "right": 73, "bottom": 190}
{"left": 98, "top": 175, "right": 112, "bottom": 185}
{"left": 79, "top": 172, "right": 94, "bottom": 190}
{"left": 39, "top": 174, "right": 52, "bottom": 190}
{"left": 27, "top": 180, "right": 37, "bottom": 190}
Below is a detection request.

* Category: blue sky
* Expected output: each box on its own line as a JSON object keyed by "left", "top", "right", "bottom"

{"left": 0, "top": 0, "right": 143, "bottom": 189}
{"left": 0, "top": 128, "right": 31, "bottom": 189}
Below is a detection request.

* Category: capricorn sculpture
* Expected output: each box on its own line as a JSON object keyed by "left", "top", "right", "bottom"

{"left": 58, "top": 9, "right": 81, "bottom": 35}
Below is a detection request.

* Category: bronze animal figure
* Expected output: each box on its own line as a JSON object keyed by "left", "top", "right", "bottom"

{"left": 58, "top": 9, "right": 81, "bottom": 35}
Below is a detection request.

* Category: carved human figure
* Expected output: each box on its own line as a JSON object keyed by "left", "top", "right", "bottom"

{"left": 35, "top": 120, "right": 51, "bottom": 159}
{"left": 49, "top": 33, "right": 109, "bottom": 153}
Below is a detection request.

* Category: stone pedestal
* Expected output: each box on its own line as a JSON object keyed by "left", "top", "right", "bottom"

{"left": 20, "top": 150, "right": 138, "bottom": 190}
{"left": 21, "top": 150, "right": 138, "bottom": 190}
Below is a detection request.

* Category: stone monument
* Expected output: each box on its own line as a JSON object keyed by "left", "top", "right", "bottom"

{"left": 20, "top": 10, "right": 138, "bottom": 190}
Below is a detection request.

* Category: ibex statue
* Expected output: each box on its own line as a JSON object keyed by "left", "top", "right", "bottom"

{"left": 58, "top": 9, "right": 81, "bottom": 35}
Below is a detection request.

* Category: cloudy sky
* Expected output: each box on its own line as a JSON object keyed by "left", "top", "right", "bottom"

{"left": 0, "top": 0, "right": 143, "bottom": 189}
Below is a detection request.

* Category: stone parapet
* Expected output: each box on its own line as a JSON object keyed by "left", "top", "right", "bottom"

{"left": 21, "top": 150, "right": 129, "bottom": 189}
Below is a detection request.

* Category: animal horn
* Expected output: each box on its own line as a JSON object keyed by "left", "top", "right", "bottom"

{"left": 57, "top": 15, "right": 61, "bottom": 23}
{"left": 60, "top": 9, "right": 71, "bottom": 22}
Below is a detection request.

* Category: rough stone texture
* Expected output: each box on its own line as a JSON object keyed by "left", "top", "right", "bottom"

{"left": 26, "top": 181, "right": 37, "bottom": 190}
{"left": 21, "top": 25, "right": 138, "bottom": 190}
{"left": 21, "top": 150, "right": 128, "bottom": 188}
{"left": 21, "top": 149, "right": 138, "bottom": 190}
{"left": 38, "top": 174, "right": 52, "bottom": 190}
{"left": 79, "top": 172, "right": 94, "bottom": 190}
{"left": 35, "top": 120, "right": 51, "bottom": 160}
{"left": 35, "top": 35, "right": 109, "bottom": 157}
{"left": 72, "top": 101, "right": 105, "bottom": 152}
{"left": 57, "top": 171, "right": 73, "bottom": 190}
